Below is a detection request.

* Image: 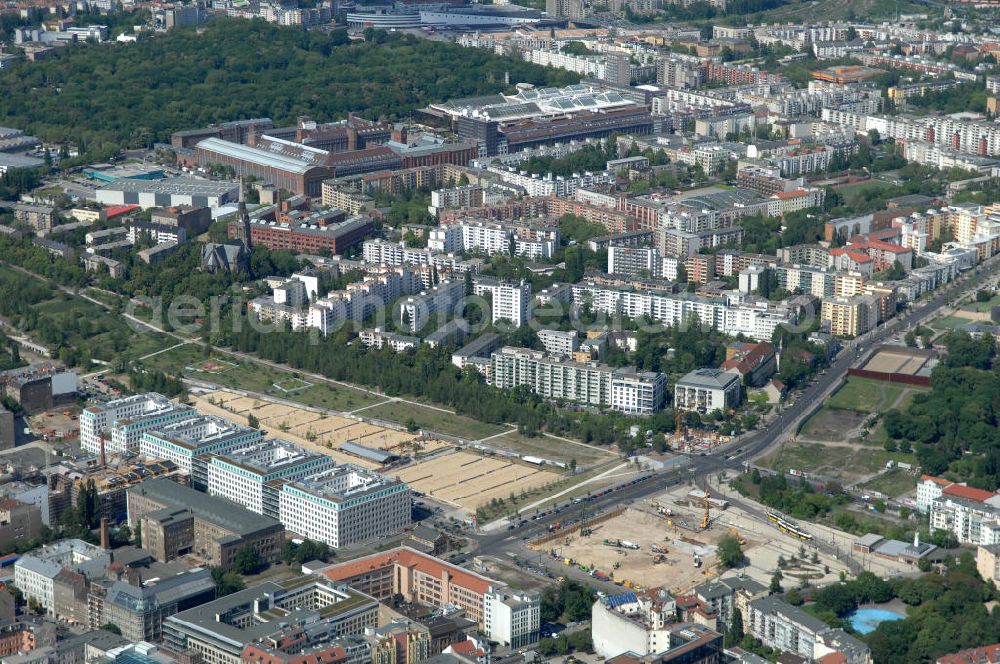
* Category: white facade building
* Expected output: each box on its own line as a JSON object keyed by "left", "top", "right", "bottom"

{"left": 537, "top": 329, "right": 580, "bottom": 356}
{"left": 138, "top": 415, "right": 264, "bottom": 472}
{"left": 484, "top": 589, "right": 541, "bottom": 649}
{"left": 674, "top": 368, "right": 741, "bottom": 413}
{"left": 278, "top": 465, "right": 411, "bottom": 548}
{"left": 80, "top": 392, "right": 194, "bottom": 455}
{"left": 490, "top": 347, "right": 667, "bottom": 413}
{"left": 474, "top": 278, "right": 532, "bottom": 327}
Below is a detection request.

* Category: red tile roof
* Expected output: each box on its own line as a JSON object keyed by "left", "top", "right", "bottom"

{"left": 936, "top": 643, "right": 1000, "bottom": 664}
{"left": 921, "top": 475, "right": 952, "bottom": 486}
{"left": 943, "top": 484, "right": 996, "bottom": 503}
{"left": 321, "top": 546, "right": 494, "bottom": 595}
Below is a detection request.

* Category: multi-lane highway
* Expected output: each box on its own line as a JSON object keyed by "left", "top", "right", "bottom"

{"left": 470, "top": 253, "right": 1000, "bottom": 562}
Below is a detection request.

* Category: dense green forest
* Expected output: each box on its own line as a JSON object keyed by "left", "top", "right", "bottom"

{"left": 882, "top": 331, "right": 1000, "bottom": 488}
{"left": 0, "top": 19, "right": 578, "bottom": 160}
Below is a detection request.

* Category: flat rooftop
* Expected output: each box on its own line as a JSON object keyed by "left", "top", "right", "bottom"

{"left": 128, "top": 477, "right": 281, "bottom": 536}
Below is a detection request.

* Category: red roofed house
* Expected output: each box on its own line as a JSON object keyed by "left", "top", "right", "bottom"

{"left": 942, "top": 483, "right": 997, "bottom": 503}
{"left": 722, "top": 342, "right": 777, "bottom": 387}
{"left": 936, "top": 643, "right": 1000, "bottom": 664}
{"left": 830, "top": 247, "right": 874, "bottom": 276}
{"left": 845, "top": 235, "right": 913, "bottom": 272}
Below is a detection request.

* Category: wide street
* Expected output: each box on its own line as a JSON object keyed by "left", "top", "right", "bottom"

{"left": 470, "top": 252, "right": 1000, "bottom": 573}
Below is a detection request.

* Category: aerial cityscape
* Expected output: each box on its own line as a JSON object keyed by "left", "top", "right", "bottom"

{"left": 1, "top": 0, "right": 1000, "bottom": 662}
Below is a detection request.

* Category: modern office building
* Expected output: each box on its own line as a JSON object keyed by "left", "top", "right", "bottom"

{"left": 205, "top": 439, "right": 337, "bottom": 516}
{"left": 80, "top": 393, "right": 194, "bottom": 456}
{"left": 138, "top": 415, "right": 264, "bottom": 477}
{"left": 673, "top": 368, "right": 741, "bottom": 414}
{"left": 163, "top": 577, "right": 379, "bottom": 664}
{"left": 278, "top": 465, "right": 411, "bottom": 548}
{"left": 126, "top": 477, "right": 284, "bottom": 570}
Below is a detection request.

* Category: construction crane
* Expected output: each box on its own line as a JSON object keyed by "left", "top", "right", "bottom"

{"left": 701, "top": 492, "right": 711, "bottom": 530}
{"left": 674, "top": 410, "right": 683, "bottom": 447}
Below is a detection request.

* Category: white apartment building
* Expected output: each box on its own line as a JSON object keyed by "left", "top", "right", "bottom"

{"left": 399, "top": 281, "right": 465, "bottom": 333}
{"left": 523, "top": 48, "right": 607, "bottom": 79}
{"left": 484, "top": 589, "right": 541, "bottom": 649}
{"left": 674, "top": 368, "right": 741, "bottom": 413}
{"left": 205, "top": 439, "right": 337, "bottom": 516}
{"left": 488, "top": 166, "right": 615, "bottom": 198}
{"left": 362, "top": 239, "right": 484, "bottom": 273}
{"left": 926, "top": 481, "right": 1000, "bottom": 545}
{"left": 917, "top": 475, "right": 951, "bottom": 513}
{"left": 428, "top": 222, "right": 558, "bottom": 261}
{"left": 571, "top": 283, "right": 794, "bottom": 341}
{"left": 359, "top": 327, "right": 421, "bottom": 352}
{"left": 278, "top": 465, "right": 411, "bottom": 548}
{"left": 474, "top": 278, "right": 532, "bottom": 327}
{"left": 490, "top": 346, "right": 667, "bottom": 413}
{"left": 537, "top": 329, "right": 579, "bottom": 356}
{"left": 80, "top": 392, "right": 194, "bottom": 455}
{"left": 138, "top": 415, "right": 264, "bottom": 473}
{"left": 608, "top": 245, "right": 659, "bottom": 276}
{"left": 612, "top": 370, "right": 668, "bottom": 415}
{"left": 592, "top": 591, "right": 678, "bottom": 658}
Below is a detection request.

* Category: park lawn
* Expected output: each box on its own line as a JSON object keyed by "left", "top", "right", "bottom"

{"left": 363, "top": 401, "right": 508, "bottom": 440}
{"left": 28, "top": 293, "right": 174, "bottom": 365}
{"left": 136, "top": 344, "right": 206, "bottom": 374}
{"left": 929, "top": 314, "right": 975, "bottom": 331}
{"left": 825, "top": 378, "right": 905, "bottom": 413}
{"left": 960, "top": 294, "right": 1000, "bottom": 313}
{"left": 760, "top": 441, "right": 918, "bottom": 483}
{"left": 859, "top": 469, "right": 918, "bottom": 499}
{"left": 135, "top": 344, "right": 381, "bottom": 412}
{"left": 488, "top": 431, "right": 617, "bottom": 467}
{"left": 189, "top": 355, "right": 379, "bottom": 412}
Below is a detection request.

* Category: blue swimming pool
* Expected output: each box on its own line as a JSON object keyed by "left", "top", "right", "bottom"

{"left": 848, "top": 608, "right": 905, "bottom": 635}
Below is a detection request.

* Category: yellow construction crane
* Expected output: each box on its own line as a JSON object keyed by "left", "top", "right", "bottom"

{"left": 701, "top": 492, "right": 711, "bottom": 530}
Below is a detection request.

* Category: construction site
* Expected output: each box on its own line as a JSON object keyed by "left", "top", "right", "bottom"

{"left": 529, "top": 486, "right": 747, "bottom": 594}
{"left": 671, "top": 410, "right": 734, "bottom": 454}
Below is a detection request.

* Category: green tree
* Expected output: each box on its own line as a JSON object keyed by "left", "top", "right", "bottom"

{"left": 717, "top": 536, "right": 745, "bottom": 568}
{"left": 235, "top": 545, "right": 261, "bottom": 575}
{"left": 726, "top": 607, "right": 744, "bottom": 646}
{"left": 101, "top": 623, "right": 122, "bottom": 635}
{"left": 769, "top": 570, "right": 783, "bottom": 594}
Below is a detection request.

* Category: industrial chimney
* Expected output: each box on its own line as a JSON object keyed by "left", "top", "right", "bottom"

{"left": 100, "top": 517, "right": 110, "bottom": 550}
